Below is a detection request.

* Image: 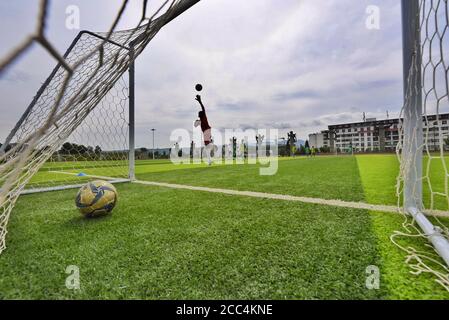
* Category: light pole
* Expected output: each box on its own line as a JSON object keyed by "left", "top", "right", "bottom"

{"left": 150, "top": 128, "right": 156, "bottom": 160}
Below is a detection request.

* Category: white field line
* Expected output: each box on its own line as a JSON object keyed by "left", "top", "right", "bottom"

{"left": 47, "top": 170, "right": 130, "bottom": 184}
{"left": 47, "top": 170, "right": 449, "bottom": 218}
{"left": 134, "top": 180, "right": 449, "bottom": 218}
{"left": 18, "top": 171, "right": 129, "bottom": 195}
{"left": 48, "top": 170, "right": 122, "bottom": 181}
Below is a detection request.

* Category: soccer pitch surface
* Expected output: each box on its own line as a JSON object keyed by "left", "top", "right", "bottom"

{"left": 1, "top": 155, "right": 449, "bottom": 299}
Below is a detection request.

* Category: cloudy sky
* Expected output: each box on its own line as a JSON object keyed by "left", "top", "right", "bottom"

{"left": 0, "top": 0, "right": 404, "bottom": 149}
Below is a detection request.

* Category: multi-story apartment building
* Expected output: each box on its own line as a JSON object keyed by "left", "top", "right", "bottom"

{"left": 308, "top": 113, "right": 449, "bottom": 152}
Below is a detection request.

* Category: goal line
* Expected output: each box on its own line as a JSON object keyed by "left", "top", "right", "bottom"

{"left": 19, "top": 170, "right": 131, "bottom": 195}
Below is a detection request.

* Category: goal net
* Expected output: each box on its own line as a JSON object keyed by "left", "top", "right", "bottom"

{"left": 0, "top": 0, "right": 201, "bottom": 254}
{"left": 5, "top": 72, "right": 130, "bottom": 195}
{"left": 394, "top": 0, "right": 449, "bottom": 290}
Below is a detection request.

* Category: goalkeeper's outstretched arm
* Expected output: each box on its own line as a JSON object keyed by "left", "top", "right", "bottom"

{"left": 195, "top": 95, "right": 206, "bottom": 113}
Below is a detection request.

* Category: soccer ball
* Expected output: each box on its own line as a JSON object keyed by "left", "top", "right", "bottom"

{"left": 75, "top": 180, "right": 118, "bottom": 217}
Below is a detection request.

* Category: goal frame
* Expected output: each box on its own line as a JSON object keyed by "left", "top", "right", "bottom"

{"left": 401, "top": 0, "right": 449, "bottom": 266}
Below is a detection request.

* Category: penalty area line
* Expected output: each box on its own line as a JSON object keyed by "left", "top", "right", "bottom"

{"left": 133, "top": 180, "right": 449, "bottom": 218}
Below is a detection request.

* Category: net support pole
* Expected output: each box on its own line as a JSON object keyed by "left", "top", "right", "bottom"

{"left": 402, "top": 0, "right": 423, "bottom": 210}
{"left": 128, "top": 46, "right": 136, "bottom": 181}
{"left": 401, "top": 0, "right": 449, "bottom": 266}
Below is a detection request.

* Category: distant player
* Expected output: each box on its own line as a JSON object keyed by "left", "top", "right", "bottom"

{"left": 194, "top": 95, "right": 214, "bottom": 165}
{"left": 291, "top": 145, "right": 297, "bottom": 157}
{"left": 238, "top": 139, "right": 246, "bottom": 160}
{"left": 305, "top": 146, "right": 310, "bottom": 157}
{"left": 171, "top": 141, "right": 180, "bottom": 158}
{"left": 311, "top": 146, "right": 316, "bottom": 157}
{"left": 255, "top": 134, "right": 264, "bottom": 158}
{"left": 227, "top": 138, "right": 234, "bottom": 160}
{"left": 287, "top": 131, "right": 297, "bottom": 157}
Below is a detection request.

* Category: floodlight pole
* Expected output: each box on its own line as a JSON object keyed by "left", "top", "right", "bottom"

{"left": 128, "top": 46, "right": 136, "bottom": 181}
{"left": 401, "top": 0, "right": 449, "bottom": 266}
{"left": 151, "top": 128, "right": 156, "bottom": 160}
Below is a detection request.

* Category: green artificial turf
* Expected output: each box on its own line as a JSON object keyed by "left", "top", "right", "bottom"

{"left": 1, "top": 154, "right": 449, "bottom": 299}
{"left": 356, "top": 154, "right": 449, "bottom": 210}
{"left": 137, "top": 156, "right": 366, "bottom": 202}
{"left": 370, "top": 211, "right": 449, "bottom": 299}
{"left": 355, "top": 155, "right": 399, "bottom": 206}
{"left": 1, "top": 183, "right": 384, "bottom": 299}
{"left": 356, "top": 154, "right": 449, "bottom": 299}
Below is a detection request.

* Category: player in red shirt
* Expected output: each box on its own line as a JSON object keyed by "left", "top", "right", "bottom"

{"left": 194, "top": 95, "right": 214, "bottom": 165}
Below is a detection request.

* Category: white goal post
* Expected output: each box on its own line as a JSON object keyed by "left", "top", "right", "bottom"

{"left": 394, "top": 0, "right": 449, "bottom": 288}
{"left": 401, "top": 0, "right": 449, "bottom": 265}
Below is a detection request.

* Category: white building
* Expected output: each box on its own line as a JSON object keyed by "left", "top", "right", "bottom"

{"left": 309, "top": 113, "right": 449, "bottom": 153}
{"left": 308, "top": 131, "right": 328, "bottom": 149}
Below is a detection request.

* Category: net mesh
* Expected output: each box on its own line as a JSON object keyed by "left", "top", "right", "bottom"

{"left": 19, "top": 73, "right": 130, "bottom": 193}
{"left": 0, "top": 0, "right": 200, "bottom": 254}
{"left": 395, "top": 0, "right": 449, "bottom": 291}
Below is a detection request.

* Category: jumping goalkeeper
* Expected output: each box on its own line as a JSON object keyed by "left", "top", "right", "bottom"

{"left": 194, "top": 95, "right": 214, "bottom": 165}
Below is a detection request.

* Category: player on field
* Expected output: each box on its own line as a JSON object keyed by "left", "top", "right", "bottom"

{"left": 311, "top": 146, "right": 316, "bottom": 157}
{"left": 194, "top": 95, "right": 214, "bottom": 165}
